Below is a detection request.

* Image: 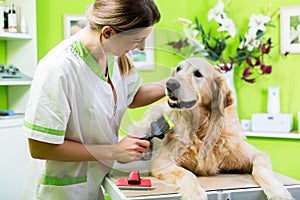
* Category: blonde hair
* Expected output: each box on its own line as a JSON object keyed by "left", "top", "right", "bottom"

{"left": 86, "top": 0, "right": 161, "bottom": 75}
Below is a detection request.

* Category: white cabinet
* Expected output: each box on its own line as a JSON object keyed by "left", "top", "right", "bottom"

{"left": 0, "top": 116, "right": 31, "bottom": 200}
{"left": 0, "top": 0, "right": 37, "bottom": 113}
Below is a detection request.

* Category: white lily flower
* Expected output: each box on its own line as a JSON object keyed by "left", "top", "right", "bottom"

{"left": 248, "top": 26, "right": 259, "bottom": 36}
{"left": 183, "top": 27, "right": 199, "bottom": 40}
{"left": 192, "top": 30, "right": 199, "bottom": 38}
{"left": 177, "top": 17, "right": 193, "bottom": 26}
{"left": 246, "top": 39, "right": 260, "bottom": 51}
{"left": 191, "top": 38, "right": 206, "bottom": 51}
{"left": 183, "top": 27, "right": 198, "bottom": 38}
{"left": 239, "top": 40, "right": 246, "bottom": 49}
{"left": 249, "top": 14, "right": 271, "bottom": 33}
{"left": 217, "top": 17, "right": 237, "bottom": 37}
{"left": 244, "top": 31, "right": 257, "bottom": 42}
{"left": 215, "top": 12, "right": 228, "bottom": 24}
{"left": 190, "top": 24, "right": 197, "bottom": 29}
{"left": 207, "top": 1, "right": 225, "bottom": 21}
{"left": 243, "top": 32, "right": 260, "bottom": 51}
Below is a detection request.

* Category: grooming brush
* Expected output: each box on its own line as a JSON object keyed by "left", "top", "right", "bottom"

{"left": 117, "top": 115, "right": 174, "bottom": 163}
{"left": 116, "top": 170, "right": 152, "bottom": 190}
{"left": 143, "top": 114, "right": 174, "bottom": 141}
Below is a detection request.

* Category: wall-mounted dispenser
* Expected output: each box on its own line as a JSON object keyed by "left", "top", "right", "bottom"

{"left": 267, "top": 86, "right": 280, "bottom": 114}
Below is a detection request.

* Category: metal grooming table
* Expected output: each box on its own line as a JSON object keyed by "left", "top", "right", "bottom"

{"left": 103, "top": 161, "right": 300, "bottom": 200}
{"left": 103, "top": 174, "right": 300, "bottom": 200}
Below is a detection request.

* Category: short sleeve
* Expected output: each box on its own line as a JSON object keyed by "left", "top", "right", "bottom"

{"left": 126, "top": 69, "right": 143, "bottom": 106}
{"left": 23, "top": 61, "right": 71, "bottom": 144}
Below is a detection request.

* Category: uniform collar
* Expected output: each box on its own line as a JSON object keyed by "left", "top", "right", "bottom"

{"left": 71, "top": 40, "right": 114, "bottom": 82}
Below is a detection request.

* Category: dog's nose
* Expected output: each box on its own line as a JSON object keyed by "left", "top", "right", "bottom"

{"left": 166, "top": 78, "right": 180, "bottom": 91}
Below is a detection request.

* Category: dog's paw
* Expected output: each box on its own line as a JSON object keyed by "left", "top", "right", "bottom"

{"left": 268, "top": 194, "right": 295, "bottom": 200}
{"left": 267, "top": 188, "right": 295, "bottom": 200}
{"left": 268, "top": 197, "right": 295, "bottom": 200}
{"left": 178, "top": 177, "right": 207, "bottom": 200}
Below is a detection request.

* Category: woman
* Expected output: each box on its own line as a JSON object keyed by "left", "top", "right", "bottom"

{"left": 22, "top": 0, "right": 164, "bottom": 199}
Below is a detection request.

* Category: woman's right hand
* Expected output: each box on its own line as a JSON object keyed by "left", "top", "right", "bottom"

{"left": 113, "top": 135, "right": 150, "bottom": 163}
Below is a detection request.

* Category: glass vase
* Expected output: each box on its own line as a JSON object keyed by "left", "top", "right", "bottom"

{"left": 221, "top": 68, "right": 237, "bottom": 108}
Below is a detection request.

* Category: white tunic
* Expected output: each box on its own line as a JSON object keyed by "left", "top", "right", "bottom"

{"left": 22, "top": 36, "right": 142, "bottom": 200}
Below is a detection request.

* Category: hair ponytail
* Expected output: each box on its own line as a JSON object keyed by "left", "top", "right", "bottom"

{"left": 117, "top": 55, "right": 134, "bottom": 75}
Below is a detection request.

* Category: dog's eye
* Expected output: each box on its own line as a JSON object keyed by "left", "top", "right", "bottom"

{"left": 176, "top": 66, "right": 182, "bottom": 73}
{"left": 193, "top": 70, "right": 203, "bottom": 78}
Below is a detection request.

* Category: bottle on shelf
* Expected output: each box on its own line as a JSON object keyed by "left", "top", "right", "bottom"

{"left": 3, "top": 7, "right": 8, "bottom": 30}
{"left": 8, "top": 3, "right": 17, "bottom": 33}
{"left": 20, "top": 16, "right": 27, "bottom": 33}
{"left": 0, "top": 1, "right": 5, "bottom": 32}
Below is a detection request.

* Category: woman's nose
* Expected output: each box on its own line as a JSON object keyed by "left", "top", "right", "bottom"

{"left": 137, "top": 40, "right": 146, "bottom": 51}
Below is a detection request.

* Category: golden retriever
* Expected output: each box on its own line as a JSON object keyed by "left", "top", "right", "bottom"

{"left": 131, "top": 57, "right": 294, "bottom": 200}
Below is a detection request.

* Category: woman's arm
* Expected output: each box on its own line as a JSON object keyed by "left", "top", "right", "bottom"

{"left": 128, "top": 78, "right": 167, "bottom": 108}
{"left": 28, "top": 134, "right": 150, "bottom": 163}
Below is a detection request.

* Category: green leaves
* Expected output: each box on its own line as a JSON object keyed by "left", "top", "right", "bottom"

{"left": 194, "top": 17, "right": 230, "bottom": 62}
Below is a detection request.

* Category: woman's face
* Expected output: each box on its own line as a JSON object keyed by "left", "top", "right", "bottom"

{"left": 104, "top": 26, "right": 153, "bottom": 57}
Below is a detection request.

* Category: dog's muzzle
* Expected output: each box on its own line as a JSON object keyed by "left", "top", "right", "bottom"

{"left": 166, "top": 78, "right": 197, "bottom": 109}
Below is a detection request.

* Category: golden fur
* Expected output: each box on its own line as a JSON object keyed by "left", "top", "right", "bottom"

{"left": 131, "top": 57, "right": 294, "bottom": 200}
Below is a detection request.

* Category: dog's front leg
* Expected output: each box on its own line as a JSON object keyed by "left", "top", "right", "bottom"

{"left": 151, "top": 152, "right": 207, "bottom": 200}
{"left": 252, "top": 152, "right": 295, "bottom": 200}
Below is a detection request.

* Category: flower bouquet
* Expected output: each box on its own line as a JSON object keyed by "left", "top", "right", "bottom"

{"left": 167, "top": 0, "right": 276, "bottom": 84}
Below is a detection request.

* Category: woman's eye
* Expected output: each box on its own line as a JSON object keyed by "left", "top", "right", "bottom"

{"left": 193, "top": 70, "right": 203, "bottom": 78}
{"left": 133, "top": 39, "right": 144, "bottom": 43}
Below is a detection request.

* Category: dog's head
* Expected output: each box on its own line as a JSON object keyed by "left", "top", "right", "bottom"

{"left": 166, "top": 57, "right": 234, "bottom": 115}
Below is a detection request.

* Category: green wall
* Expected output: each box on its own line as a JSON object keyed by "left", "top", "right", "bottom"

{"left": 36, "top": 0, "right": 94, "bottom": 58}
{"left": 247, "top": 137, "right": 300, "bottom": 179}
{"left": 0, "top": 86, "right": 7, "bottom": 109}
{"left": 0, "top": 0, "right": 297, "bottom": 181}
{"left": 0, "top": 41, "right": 7, "bottom": 109}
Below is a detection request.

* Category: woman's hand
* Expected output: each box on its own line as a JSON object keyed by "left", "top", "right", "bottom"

{"left": 112, "top": 135, "right": 150, "bottom": 163}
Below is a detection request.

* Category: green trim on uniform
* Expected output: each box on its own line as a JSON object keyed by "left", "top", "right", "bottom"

{"left": 23, "top": 120, "right": 65, "bottom": 136}
{"left": 107, "top": 52, "right": 114, "bottom": 79}
{"left": 41, "top": 174, "right": 87, "bottom": 186}
{"left": 71, "top": 40, "right": 114, "bottom": 82}
{"left": 127, "top": 75, "right": 142, "bottom": 99}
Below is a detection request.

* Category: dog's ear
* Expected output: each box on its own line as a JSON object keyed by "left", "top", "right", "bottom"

{"left": 211, "top": 76, "right": 234, "bottom": 115}
{"left": 201, "top": 75, "right": 232, "bottom": 158}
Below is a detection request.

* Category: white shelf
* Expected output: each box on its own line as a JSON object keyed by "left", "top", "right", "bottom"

{"left": 0, "top": 115, "right": 24, "bottom": 128}
{"left": 245, "top": 131, "right": 300, "bottom": 139}
{"left": 2, "top": 0, "right": 37, "bottom": 113}
{"left": 0, "top": 80, "right": 31, "bottom": 85}
{"left": 0, "top": 32, "right": 32, "bottom": 40}
{"left": 0, "top": 72, "right": 33, "bottom": 85}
